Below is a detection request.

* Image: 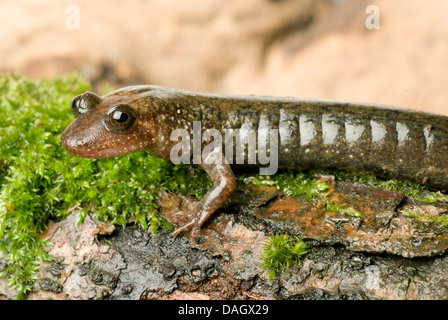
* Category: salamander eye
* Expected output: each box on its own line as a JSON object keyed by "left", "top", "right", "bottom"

{"left": 106, "top": 104, "right": 136, "bottom": 132}
{"left": 71, "top": 96, "right": 86, "bottom": 117}
{"left": 71, "top": 92, "right": 102, "bottom": 117}
{"left": 71, "top": 98, "right": 77, "bottom": 113}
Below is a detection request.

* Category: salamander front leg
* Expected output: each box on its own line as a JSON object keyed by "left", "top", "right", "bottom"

{"left": 172, "top": 161, "right": 236, "bottom": 237}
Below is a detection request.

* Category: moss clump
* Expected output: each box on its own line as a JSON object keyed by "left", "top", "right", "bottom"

{"left": 262, "top": 233, "right": 309, "bottom": 279}
{"left": 402, "top": 209, "right": 448, "bottom": 227}
{"left": 242, "top": 170, "right": 329, "bottom": 199}
{"left": 323, "top": 201, "right": 364, "bottom": 218}
{"left": 0, "top": 74, "right": 211, "bottom": 298}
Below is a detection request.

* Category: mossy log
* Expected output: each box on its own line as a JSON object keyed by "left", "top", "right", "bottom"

{"left": 2, "top": 175, "right": 448, "bottom": 300}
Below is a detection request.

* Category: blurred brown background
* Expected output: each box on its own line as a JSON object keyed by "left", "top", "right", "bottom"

{"left": 1, "top": 0, "right": 447, "bottom": 114}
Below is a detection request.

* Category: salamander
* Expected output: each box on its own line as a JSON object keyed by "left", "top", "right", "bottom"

{"left": 60, "top": 85, "right": 448, "bottom": 236}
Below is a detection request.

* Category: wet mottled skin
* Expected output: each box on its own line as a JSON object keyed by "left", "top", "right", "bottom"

{"left": 61, "top": 85, "right": 448, "bottom": 235}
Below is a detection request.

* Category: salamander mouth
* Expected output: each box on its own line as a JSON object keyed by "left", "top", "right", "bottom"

{"left": 61, "top": 139, "right": 145, "bottom": 159}
{"left": 60, "top": 118, "right": 101, "bottom": 158}
{"left": 60, "top": 125, "right": 147, "bottom": 159}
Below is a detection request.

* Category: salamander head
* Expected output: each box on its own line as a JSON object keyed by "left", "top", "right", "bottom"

{"left": 61, "top": 88, "right": 159, "bottom": 159}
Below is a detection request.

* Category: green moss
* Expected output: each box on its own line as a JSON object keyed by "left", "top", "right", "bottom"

{"left": 262, "top": 233, "right": 309, "bottom": 279}
{"left": 323, "top": 200, "right": 364, "bottom": 218}
{"left": 321, "top": 169, "right": 448, "bottom": 203}
{"left": 0, "top": 74, "right": 211, "bottom": 298}
{"left": 242, "top": 170, "right": 329, "bottom": 199}
{"left": 402, "top": 210, "right": 448, "bottom": 227}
